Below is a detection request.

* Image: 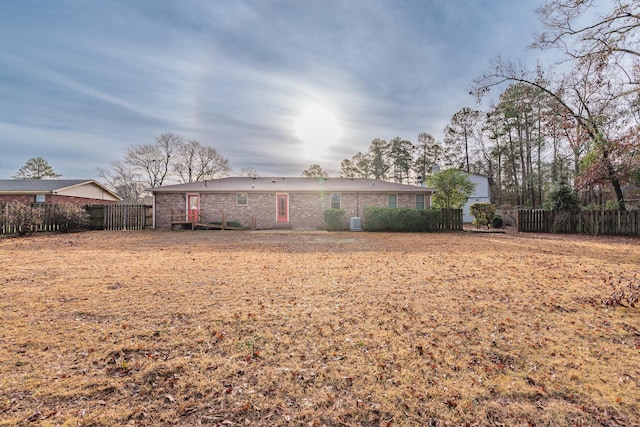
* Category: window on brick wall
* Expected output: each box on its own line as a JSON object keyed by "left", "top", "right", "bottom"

{"left": 415, "top": 194, "right": 425, "bottom": 210}
{"left": 330, "top": 193, "right": 341, "bottom": 209}
{"left": 236, "top": 193, "right": 248, "bottom": 206}
{"left": 34, "top": 194, "right": 45, "bottom": 203}
{"left": 387, "top": 194, "right": 397, "bottom": 208}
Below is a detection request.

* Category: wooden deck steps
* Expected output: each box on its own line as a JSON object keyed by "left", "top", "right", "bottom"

{"left": 169, "top": 209, "right": 254, "bottom": 231}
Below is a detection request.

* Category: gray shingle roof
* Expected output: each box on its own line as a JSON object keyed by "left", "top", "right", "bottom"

{"left": 0, "top": 179, "right": 93, "bottom": 192}
{"left": 152, "top": 177, "right": 434, "bottom": 193}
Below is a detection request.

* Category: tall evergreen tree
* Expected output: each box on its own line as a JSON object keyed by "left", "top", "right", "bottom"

{"left": 339, "top": 159, "right": 357, "bottom": 178}
{"left": 413, "top": 132, "right": 441, "bottom": 183}
{"left": 13, "top": 157, "right": 61, "bottom": 179}
{"left": 388, "top": 137, "right": 414, "bottom": 184}
{"left": 367, "top": 139, "right": 391, "bottom": 180}
{"left": 443, "top": 107, "right": 480, "bottom": 171}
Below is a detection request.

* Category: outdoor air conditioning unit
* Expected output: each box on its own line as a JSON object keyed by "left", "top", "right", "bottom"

{"left": 349, "top": 217, "right": 362, "bottom": 231}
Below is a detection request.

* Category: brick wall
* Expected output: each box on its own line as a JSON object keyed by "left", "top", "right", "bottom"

{"left": 154, "top": 191, "right": 432, "bottom": 230}
{"left": 200, "top": 193, "right": 276, "bottom": 229}
{"left": 0, "top": 195, "right": 35, "bottom": 204}
{"left": 154, "top": 193, "right": 184, "bottom": 229}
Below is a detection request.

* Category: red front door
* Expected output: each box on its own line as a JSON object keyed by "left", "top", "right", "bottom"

{"left": 187, "top": 194, "right": 199, "bottom": 222}
{"left": 276, "top": 194, "right": 288, "bottom": 223}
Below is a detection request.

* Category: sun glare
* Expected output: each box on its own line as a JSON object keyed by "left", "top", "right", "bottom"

{"left": 294, "top": 104, "right": 342, "bottom": 158}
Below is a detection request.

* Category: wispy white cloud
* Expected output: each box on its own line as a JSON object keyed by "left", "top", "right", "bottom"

{"left": 0, "top": 0, "right": 545, "bottom": 178}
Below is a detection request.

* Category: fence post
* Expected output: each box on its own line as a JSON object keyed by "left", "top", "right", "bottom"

{"left": 578, "top": 210, "right": 582, "bottom": 233}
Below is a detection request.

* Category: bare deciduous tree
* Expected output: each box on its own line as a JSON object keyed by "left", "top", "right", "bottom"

{"left": 238, "top": 167, "right": 259, "bottom": 177}
{"left": 533, "top": 0, "right": 640, "bottom": 92}
{"left": 97, "top": 161, "right": 145, "bottom": 204}
{"left": 125, "top": 133, "right": 182, "bottom": 189}
{"left": 174, "top": 140, "right": 230, "bottom": 183}
{"left": 98, "top": 133, "right": 231, "bottom": 202}
{"left": 473, "top": 56, "right": 628, "bottom": 208}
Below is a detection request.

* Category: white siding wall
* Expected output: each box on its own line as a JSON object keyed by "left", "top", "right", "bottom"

{"left": 57, "top": 183, "right": 120, "bottom": 202}
{"left": 464, "top": 173, "right": 491, "bottom": 223}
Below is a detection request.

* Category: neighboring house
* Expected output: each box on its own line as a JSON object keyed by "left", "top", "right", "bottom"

{"left": 461, "top": 172, "right": 491, "bottom": 223}
{"left": 151, "top": 177, "right": 435, "bottom": 230}
{"left": 0, "top": 179, "right": 122, "bottom": 205}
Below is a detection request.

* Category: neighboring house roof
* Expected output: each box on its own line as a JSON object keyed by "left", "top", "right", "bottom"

{"left": 152, "top": 177, "right": 435, "bottom": 193}
{"left": 0, "top": 179, "right": 122, "bottom": 200}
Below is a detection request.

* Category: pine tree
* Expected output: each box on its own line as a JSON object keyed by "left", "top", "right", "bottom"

{"left": 13, "top": 157, "right": 62, "bottom": 179}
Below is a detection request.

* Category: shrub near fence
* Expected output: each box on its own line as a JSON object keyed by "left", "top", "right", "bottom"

{"left": 1, "top": 203, "right": 152, "bottom": 235}
{"left": 1, "top": 202, "right": 43, "bottom": 235}
{"left": 518, "top": 209, "right": 640, "bottom": 236}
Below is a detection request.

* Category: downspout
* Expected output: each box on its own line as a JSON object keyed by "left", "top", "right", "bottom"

{"left": 152, "top": 193, "right": 156, "bottom": 229}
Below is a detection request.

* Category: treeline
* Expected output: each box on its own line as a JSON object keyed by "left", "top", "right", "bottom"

{"left": 337, "top": 134, "right": 441, "bottom": 184}
{"left": 334, "top": 0, "right": 640, "bottom": 210}
{"left": 470, "top": 0, "right": 640, "bottom": 210}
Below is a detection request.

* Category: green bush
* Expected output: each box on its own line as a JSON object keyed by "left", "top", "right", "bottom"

{"left": 604, "top": 199, "right": 620, "bottom": 210}
{"left": 427, "top": 169, "right": 475, "bottom": 209}
{"left": 491, "top": 215, "right": 504, "bottom": 229}
{"left": 581, "top": 200, "right": 623, "bottom": 211}
{"left": 362, "top": 206, "right": 443, "bottom": 232}
{"left": 323, "top": 209, "right": 346, "bottom": 230}
{"left": 470, "top": 202, "right": 496, "bottom": 229}
{"left": 420, "top": 209, "right": 444, "bottom": 231}
{"left": 543, "top": 181, "right": 579, "bottom": 210}
{"left": 52, "top": 204, "right": 90, "bottom": 232}
{"left": 6, "top": 202, "right": 42, "bottom": 235}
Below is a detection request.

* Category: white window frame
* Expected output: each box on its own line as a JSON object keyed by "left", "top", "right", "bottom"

{"left": 415, "top": 194, "right": 425, "bottom": 210}
{"left": 34, "top": 194, "right": 46, "bottom": 203}
{"left": 387, "top": 194, "right": 398, "bottom": 208}
{"left": 330, "top": 193, "right": 341, "bottom": 209}
{"left": 236, "top": 193, "right": 248, "bottom": 206}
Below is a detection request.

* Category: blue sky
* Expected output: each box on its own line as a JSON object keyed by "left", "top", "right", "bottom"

{"left": 0, "top": 0, "right": 546, "bottom": 179}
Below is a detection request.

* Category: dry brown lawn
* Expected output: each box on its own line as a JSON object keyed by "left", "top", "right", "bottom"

{"left": 1, "top": 229, "right": 639, "bottom": 426}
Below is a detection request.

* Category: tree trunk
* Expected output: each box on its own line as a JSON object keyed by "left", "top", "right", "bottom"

{"left": 603, "top": 150, "right": 626, "bottom": 210}
{"left": 508, "top": 129, "right": 520, "bottom": 205}
{"left": 517, "top": 120, "right": 527, "bottom": 206}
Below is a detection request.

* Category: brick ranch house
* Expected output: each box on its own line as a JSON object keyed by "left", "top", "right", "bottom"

{"left": 151, "top": 177, "right": 435, "bottom": 230}
{"left": 0, "top": 179, "right": 122, "bottom": 205}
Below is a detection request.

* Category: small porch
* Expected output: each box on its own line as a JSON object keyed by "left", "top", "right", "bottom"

{"left": 170, "top": 209, "right": 255, "bottom": 230}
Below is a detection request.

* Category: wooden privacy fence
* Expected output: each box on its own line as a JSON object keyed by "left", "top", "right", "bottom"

{"left": 435, "top": 208, "right": 463, "bottom": 231}
{"left": 85, "top": 204, "right": 152, "bottom": 231}
{"left": 0, "top": 203, "right": 152, "bottom": 235}
{"left": 518, "top": 209, "right": 640, "bottom": 236}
